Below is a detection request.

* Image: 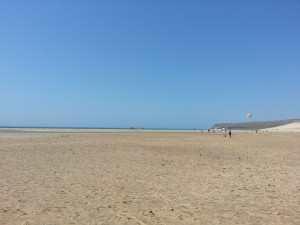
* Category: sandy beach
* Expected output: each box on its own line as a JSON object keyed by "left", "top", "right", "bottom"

{"left": 0, "top": 131, "right": 299, "bottom": 225}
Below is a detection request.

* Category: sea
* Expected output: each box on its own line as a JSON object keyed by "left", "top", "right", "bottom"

{"left": 0, "top": 127, "right": 206, "bottom": 133}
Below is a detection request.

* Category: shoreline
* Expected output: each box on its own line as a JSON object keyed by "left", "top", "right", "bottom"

{"left": 0, "top": 127, "right": 206, "bottom": 134}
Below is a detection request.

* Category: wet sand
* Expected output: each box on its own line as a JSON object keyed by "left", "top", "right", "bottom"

{"left": 0, "top": 132, "right": 299, "bottom": 225}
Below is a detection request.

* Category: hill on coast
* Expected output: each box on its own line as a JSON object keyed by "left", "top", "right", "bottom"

{"left": 211, "top": 119, "right": 300, "bottom": 130}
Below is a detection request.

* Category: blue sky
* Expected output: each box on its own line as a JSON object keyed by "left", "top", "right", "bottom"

{"left": 0, "top": 0, "right": 299, "bottom": 128}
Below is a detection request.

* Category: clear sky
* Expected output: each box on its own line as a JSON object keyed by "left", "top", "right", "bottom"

{"left": 0, "top": 0, "right": 299, "bottom": 128}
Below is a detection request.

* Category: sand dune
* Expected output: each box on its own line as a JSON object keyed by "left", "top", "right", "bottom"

{"left": 262, "top": 122, "right": 300, "bottom": 132}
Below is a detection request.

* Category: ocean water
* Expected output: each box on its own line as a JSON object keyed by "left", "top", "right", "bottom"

{"left": 0, "top": 127, "right": 206, "bottom": 133}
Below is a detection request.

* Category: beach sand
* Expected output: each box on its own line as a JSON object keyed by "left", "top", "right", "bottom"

{"left": 0, "top": 132, "right": 299, "bottom": 225}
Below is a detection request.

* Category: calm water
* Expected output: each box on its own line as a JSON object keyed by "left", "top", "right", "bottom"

{"left": 0, "top": 127, "right": 206, "bottom": 133}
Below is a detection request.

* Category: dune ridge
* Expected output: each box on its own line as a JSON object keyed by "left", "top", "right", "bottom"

{"left": 262, "top": 122, "right": 300, "bottom": 132}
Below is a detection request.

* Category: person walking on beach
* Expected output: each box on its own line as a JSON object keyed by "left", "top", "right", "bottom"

{"left": 228, "top": 129, "right": 232, "bottom": 138}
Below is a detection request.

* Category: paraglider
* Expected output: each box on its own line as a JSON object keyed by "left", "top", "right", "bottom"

{"left": 246, "top": 112, "right": 253, "bottom": 119}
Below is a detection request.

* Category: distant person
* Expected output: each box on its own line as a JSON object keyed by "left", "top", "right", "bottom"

{"left": 228, "top": 129, "right": 232, "bottom": 138}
